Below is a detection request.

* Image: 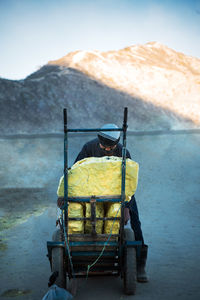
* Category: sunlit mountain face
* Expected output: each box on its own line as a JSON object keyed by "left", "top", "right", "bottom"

{"left": 0, "top": 42, "right": 200, "bottom": 134}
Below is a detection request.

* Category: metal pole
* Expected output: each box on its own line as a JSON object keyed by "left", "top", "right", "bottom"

{"left": 122, "top": 107, "right": 128, "bottom": 197}
{"left": 120, "top": 107, "right": 128, "bottom": 274}
{"left": 121, "top": 106, "right": 128, "bottom": 215}
{"left": 63, "top": 108, "right": 68, "bottom": 235}
{"left": 67, "top": 128, "right": 123, "bottom": 132}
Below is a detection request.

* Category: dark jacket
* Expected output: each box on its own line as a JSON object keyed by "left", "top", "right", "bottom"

{"left": 75, "top": 138, "right": 131, "bottom": 163}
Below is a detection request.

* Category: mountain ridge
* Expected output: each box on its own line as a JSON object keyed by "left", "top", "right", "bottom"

{"left": 48, "top": 42, "right": 200, "bottom": 76}
{"left": 0, "top": 42, "right": 199, "bottom": 134}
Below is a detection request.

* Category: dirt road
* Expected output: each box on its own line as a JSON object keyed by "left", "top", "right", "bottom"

{"left": 0, "top": 132, "right": 200, "bottom": 299}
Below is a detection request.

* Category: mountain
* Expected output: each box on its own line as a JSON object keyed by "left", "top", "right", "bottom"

{"left": 0, "top": 42, "right": 200, "bottom": 135}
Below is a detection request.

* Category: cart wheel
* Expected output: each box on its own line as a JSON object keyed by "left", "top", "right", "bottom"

{"left": 123, "top": 228, "right": 137, "bottom": 295}
{"left": 52, "top": 229, "right": 66, "bottom": 289}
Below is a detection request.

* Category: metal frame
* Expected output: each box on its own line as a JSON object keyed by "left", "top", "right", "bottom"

{"left": 47, "top": 107, "right": 142, "bottom": 280}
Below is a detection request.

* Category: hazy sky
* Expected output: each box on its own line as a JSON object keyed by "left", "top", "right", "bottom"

{"left": 0, "top": 0, "right": 200, "bottom": 80}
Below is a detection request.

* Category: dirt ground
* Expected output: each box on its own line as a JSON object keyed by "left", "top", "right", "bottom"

{"left": 0, "top": 132, "right": 200, "bottom": 300}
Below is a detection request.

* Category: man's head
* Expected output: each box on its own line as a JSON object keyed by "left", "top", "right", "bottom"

{"left": 98, "top": 123, "right": 120, "bottom": 155}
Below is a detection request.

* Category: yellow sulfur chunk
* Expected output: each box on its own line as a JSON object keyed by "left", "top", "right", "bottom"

{"left": 57, "top": 156, "right": 139, "bottom": 201}
{"left": 68, "top": 202, "right": 84, "bottom": 234}
{"left": 104, "top": 203, "right": 121, "bottom": 234}
{"left": 85, "top": 202, "right": 104, "bottom": 234}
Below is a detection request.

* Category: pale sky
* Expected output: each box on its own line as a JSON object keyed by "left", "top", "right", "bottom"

{"left": 0, "top": 0, "right": 200, "bottom": 80}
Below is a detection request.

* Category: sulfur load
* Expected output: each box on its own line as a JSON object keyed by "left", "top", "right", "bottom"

{"left": 68, "top": 203, "right": 84, "bottom": 234}
{"left": 57, "top": 156, "right": 139, "bottom": 234}
{"left": 104, "top": 203, "right": 121, "bottom": 234}
{"left": 57, "top": 156, "right": 139, "bottom": 200}
{"left": 85, "top": 203, "right": 104, "bottom": 234}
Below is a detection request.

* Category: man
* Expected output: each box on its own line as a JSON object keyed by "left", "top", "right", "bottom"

{"left": 74, "top": 124, "right": 148, "bottom": 283}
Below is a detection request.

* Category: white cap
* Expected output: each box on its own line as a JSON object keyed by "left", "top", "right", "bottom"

{"left": 98, "top": 124, "right": 120, "bottom": 146}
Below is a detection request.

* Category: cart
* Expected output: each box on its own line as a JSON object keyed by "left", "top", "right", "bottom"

{"left": 46, "top": 107, "right": 142, "bottom": 295}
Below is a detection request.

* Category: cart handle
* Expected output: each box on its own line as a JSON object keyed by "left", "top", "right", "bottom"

{"left": 63, "top": 107, "right": 128, "bottom": 133}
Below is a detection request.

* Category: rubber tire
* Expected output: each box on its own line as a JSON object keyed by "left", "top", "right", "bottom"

{"left": 51, "top": 229, "right": 66, "bottom": 288}
{"left": 123, "top": 228, "right": 137, "bottom": 295}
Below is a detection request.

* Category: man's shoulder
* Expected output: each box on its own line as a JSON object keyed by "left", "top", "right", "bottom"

{"left": 84, "top": 138, "right": 99, "bottom": 148}
{"left": 116, "top": 142, "right": 125, "bottom": 152}
{"left": 116, "top": 143, "right": 131, "bottom": 158}
{"left": 117, "top": 142, "right": 123, "bottom": 149}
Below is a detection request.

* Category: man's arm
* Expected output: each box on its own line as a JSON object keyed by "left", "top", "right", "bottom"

{"left": 74, "top": 143, "right": 90, "bottom": 163}
{"left": 57, "top": 197, "right": 64, "bottom": 208}
{"left": 126, "top": 149, "right": 131, "bottom": 159}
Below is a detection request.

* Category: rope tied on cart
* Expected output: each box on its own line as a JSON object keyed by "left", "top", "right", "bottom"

{"left": 86, "top": 202, "right": 123, "bottom": 280}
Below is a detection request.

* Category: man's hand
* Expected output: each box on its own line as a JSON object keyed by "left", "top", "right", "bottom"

{"left": 57, "top": 197, "right": 64, "bottom": 208}
{"left": 124, "top": 207, "right": 130, "bottom": 225}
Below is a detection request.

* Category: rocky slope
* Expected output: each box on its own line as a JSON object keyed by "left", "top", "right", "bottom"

{"left": 0, "top": 42, "right": 200, "bottom": 134}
